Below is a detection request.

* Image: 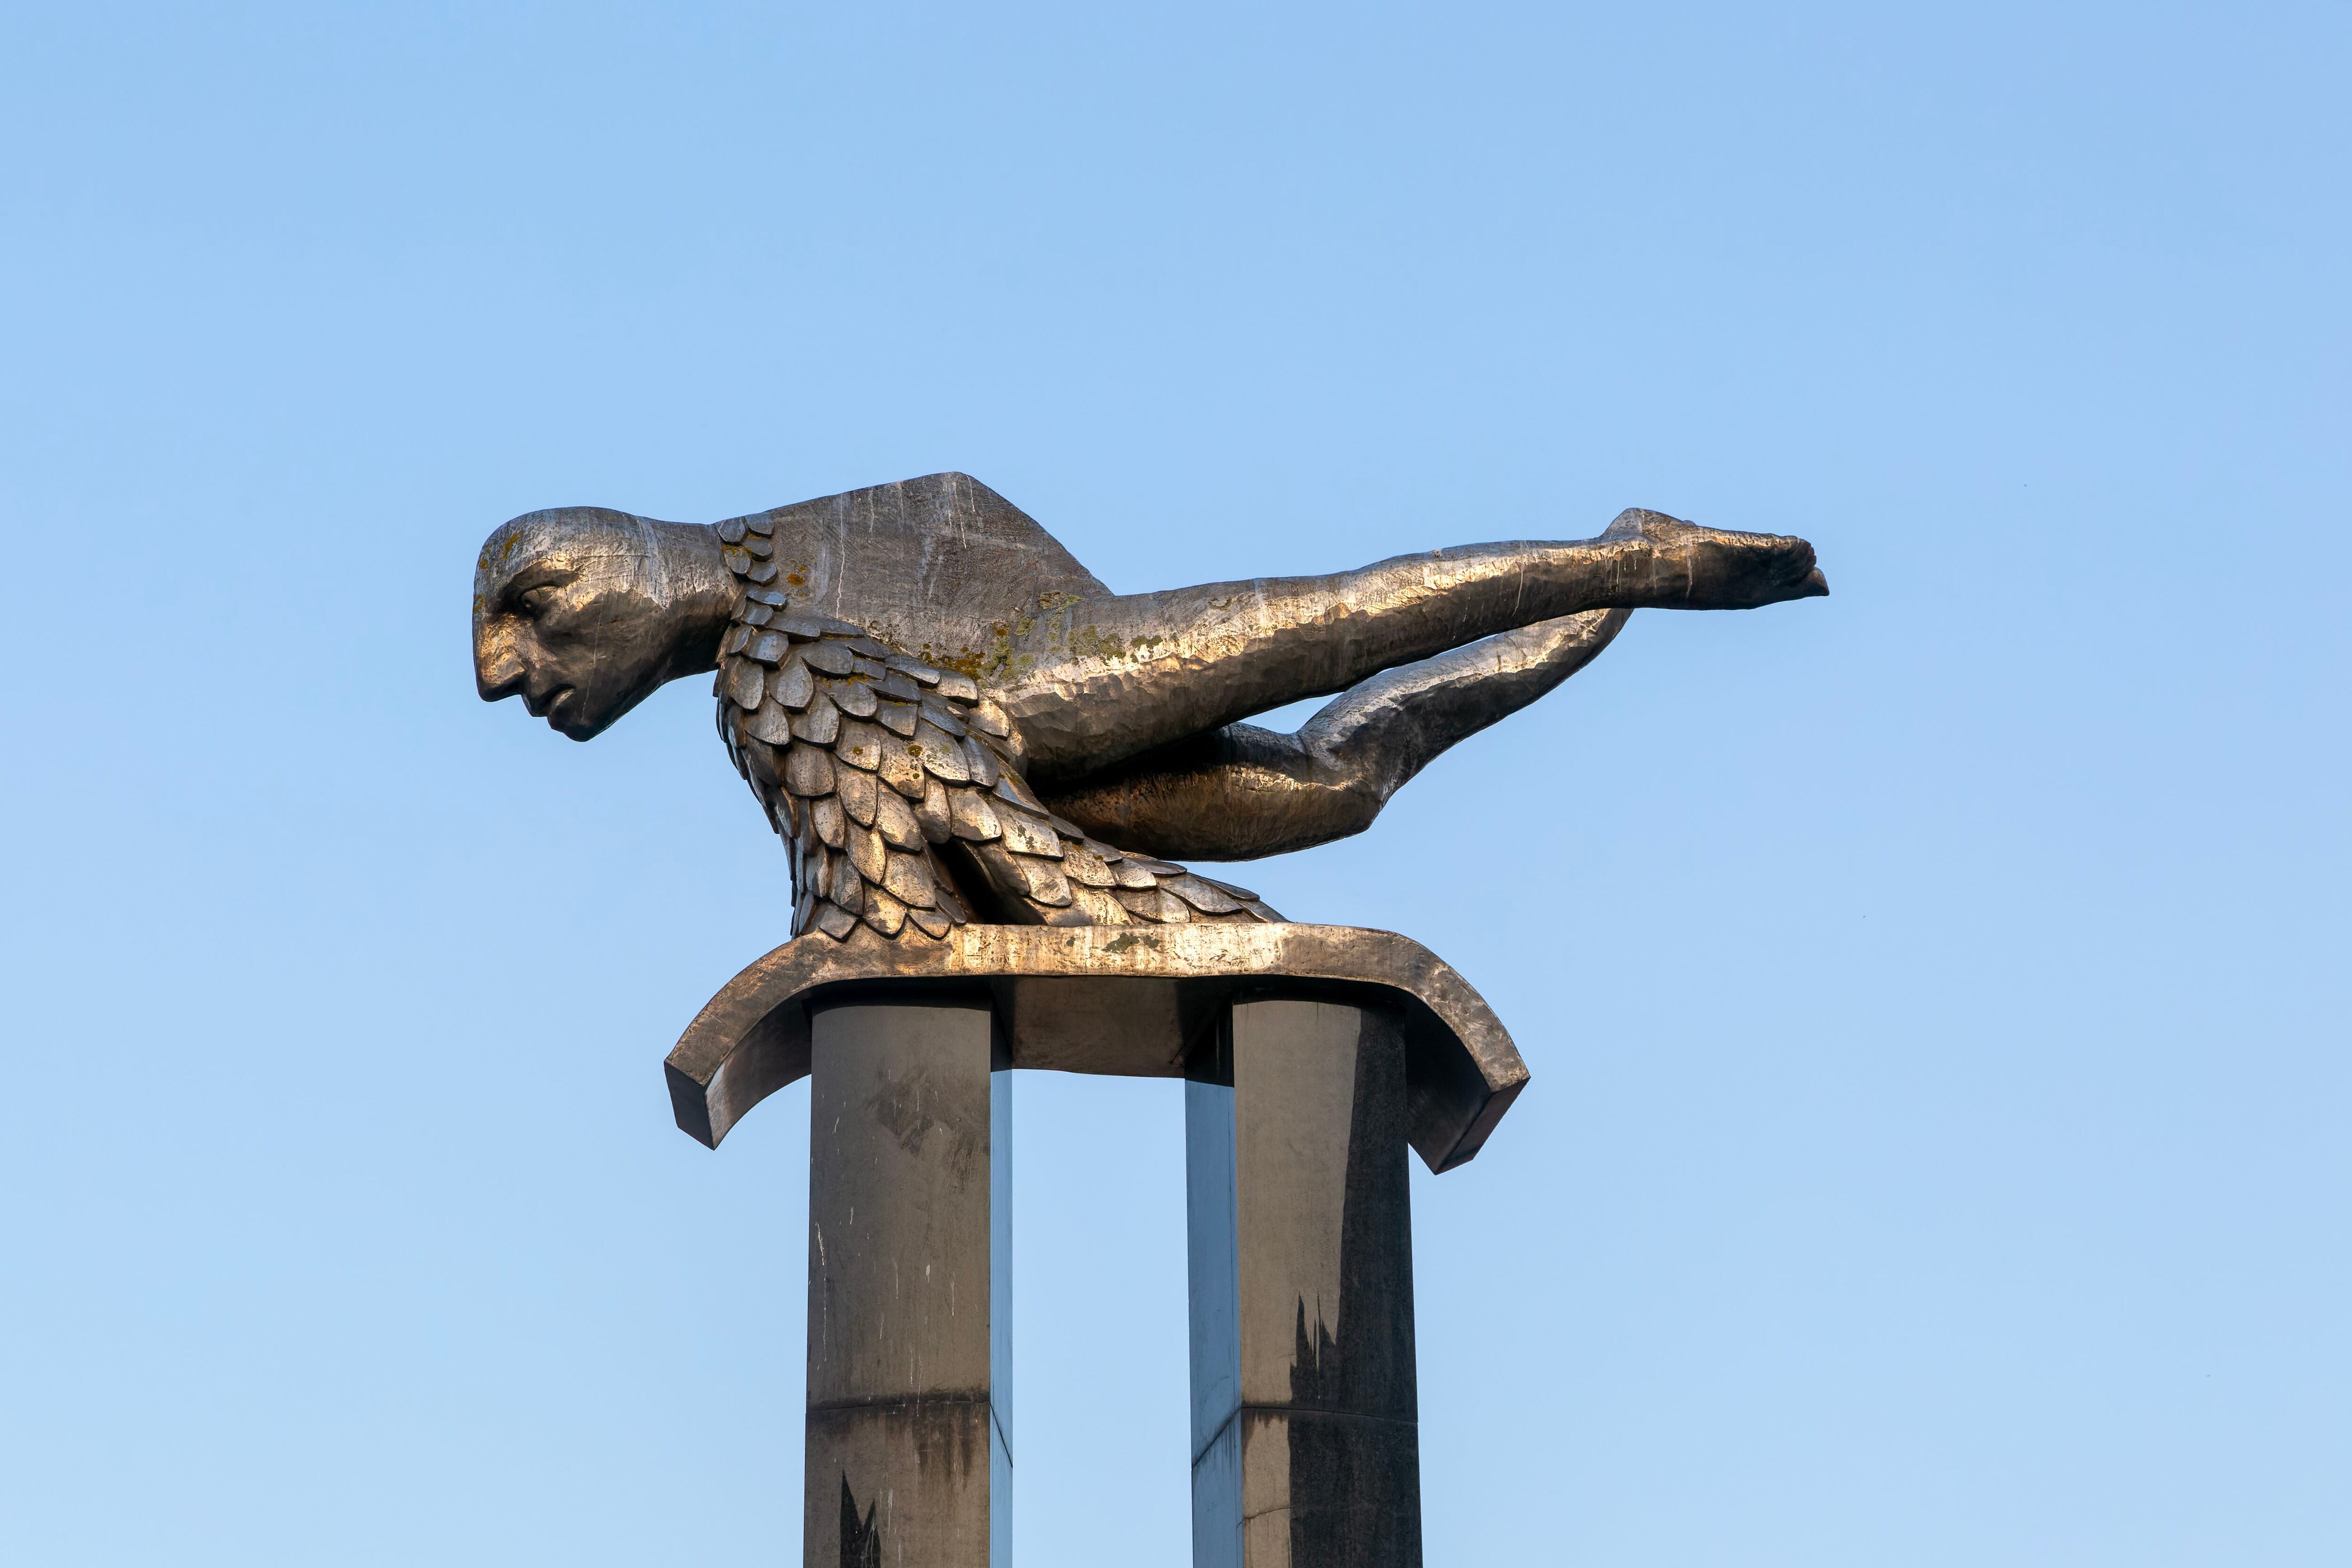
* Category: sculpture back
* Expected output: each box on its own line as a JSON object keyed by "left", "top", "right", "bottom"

{"left": 718, "top": 471, "right": 1111, "bottom": 676}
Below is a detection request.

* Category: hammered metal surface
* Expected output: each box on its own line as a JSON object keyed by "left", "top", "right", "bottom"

{"left": 473, "top": 473, "right": 1824, "bottom": 950}
{"left": 664, "top": 921, "right": 1532, "bottom": 1173}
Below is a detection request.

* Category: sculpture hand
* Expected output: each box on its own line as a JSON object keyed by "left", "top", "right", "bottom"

{"left": 1599, "top": 509, "right": 1830, "bottom": 610}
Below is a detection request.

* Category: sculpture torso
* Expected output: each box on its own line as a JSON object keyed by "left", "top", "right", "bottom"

{"left": 711, "top": 510, "right": 1281, "bottom": 944}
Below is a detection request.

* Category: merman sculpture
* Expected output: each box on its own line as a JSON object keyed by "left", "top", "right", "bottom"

{"left": 469, "top": 470, "right": 1829, "bottom": 1568}
{"left": 472, "top": 472, "right": 1825, "bottom": 943}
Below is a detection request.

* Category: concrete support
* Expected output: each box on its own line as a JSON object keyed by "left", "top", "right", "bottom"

{"left": 1186, "top": 998, "right": 1422, "bottom": 1568}
{"left": 806, "top": 1000, "right": 1009, "bottom": 1568}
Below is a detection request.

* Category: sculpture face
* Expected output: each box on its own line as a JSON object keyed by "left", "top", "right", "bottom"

{"left": 472, "top": 508, "right": 711, "bottom": 740}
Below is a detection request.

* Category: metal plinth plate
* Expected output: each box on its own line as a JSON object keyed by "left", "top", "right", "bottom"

{"left": 664, "top": 923, "right": 1527, "bottom": 1173}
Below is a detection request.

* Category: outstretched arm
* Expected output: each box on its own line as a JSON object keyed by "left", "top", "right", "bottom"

{"left": 995, "top": 509, "right": 1823, "bottom": 782}
{"left": 1039, "top": 608, "right": 1630, "bottom": 860}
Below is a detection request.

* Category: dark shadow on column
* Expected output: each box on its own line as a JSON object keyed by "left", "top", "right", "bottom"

{"left": 840, "top": 1475, "right": 882, "bottom": 1568}
{"left": 1286, "top": 1006, "right": 1420, "bottom": 1568}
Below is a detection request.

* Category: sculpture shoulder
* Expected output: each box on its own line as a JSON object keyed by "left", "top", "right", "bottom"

{"left": 721, "top": 473, "right": 1112, "bottom": 669}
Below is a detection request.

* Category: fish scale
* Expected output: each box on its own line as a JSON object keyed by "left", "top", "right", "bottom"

{"left": 713, "top": 566, "right": 1283, "bottom": 944}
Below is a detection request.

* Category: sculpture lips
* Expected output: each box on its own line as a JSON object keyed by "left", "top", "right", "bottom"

{"left": 526, "top": 685, "right": 577, "bottom": 721}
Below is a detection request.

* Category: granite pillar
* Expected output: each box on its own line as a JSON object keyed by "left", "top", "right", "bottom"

{"left": 1186, "top": 998, "right": 1421, "bottom": 1568}
{"left": 806, "top": 1000, "right": 1010, "bottom": 1568}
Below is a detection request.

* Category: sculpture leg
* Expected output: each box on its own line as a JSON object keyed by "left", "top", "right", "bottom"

{"left": 806, "top": 1000, "right": 1011, "bottom": 1568}
{"left": 1187, "top": 999, "right": 1421, "bottom": 1568}
{"left": 1003, "top": 510, "right": 1823, "bottom": 780}
{"left": 1044, "top": 608, "right": 1630, "bottom": 860}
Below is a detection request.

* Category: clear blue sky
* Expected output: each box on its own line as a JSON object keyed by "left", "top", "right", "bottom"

{"left": 2, "top": 4, "right": 2345, "bottom": 1564}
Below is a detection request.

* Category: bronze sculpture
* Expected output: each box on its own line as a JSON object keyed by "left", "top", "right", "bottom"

{"left": 473, "top": 472, "right": 1824, "bottom": 943}
{"left": 470, "top": 471, "right": 1827, "bottom": 1567}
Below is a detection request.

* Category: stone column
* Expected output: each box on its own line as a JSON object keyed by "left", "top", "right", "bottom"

{"left": 1186, "top": 998, "right": 1421, "bottom": 1568}
{"left": 806, "top": 999, "right": 1010, "bottom": 1568}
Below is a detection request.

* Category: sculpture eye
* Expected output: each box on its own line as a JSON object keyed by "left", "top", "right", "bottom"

{"left": 515, "top": 584, "right": 559, "bottom": 617}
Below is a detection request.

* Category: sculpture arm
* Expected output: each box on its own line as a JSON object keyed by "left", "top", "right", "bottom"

{"left": 996, "top": 509, "right": 1822, "bottom": 782}
{"left": 1039, "top": 609, "right": 1630, "bottom": 860}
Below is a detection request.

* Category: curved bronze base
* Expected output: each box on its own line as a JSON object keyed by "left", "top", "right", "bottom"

{"left": 664, "top": 922, "right": 1528, "bottom": 1173}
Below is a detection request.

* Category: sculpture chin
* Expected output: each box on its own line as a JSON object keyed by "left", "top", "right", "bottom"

{"left": 546, "top": 678, "right": 665, "bottom": 742}
{"left": 553, "top": 701, "right": 613, "bottom": 742}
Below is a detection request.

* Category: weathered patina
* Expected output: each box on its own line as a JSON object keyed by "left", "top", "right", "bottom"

{"left": 472, "top": 471, "right": 1825, "bottom": 949}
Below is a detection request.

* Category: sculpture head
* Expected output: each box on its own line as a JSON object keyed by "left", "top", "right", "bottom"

{"left": 472, "top": 507, "right": 735, "bottom": 740}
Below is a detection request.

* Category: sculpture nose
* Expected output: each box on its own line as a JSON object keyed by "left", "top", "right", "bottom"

{"left": 475, "top": 626, "right": 526, "bottom": 702}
